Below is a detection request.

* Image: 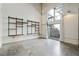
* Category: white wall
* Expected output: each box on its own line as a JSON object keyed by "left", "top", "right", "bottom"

{"left": 2, "top": 3, "right": 41, "bottom": 44}
{"left": 63, "top": 3, "right": 78, "bottom": 45}
{"left": 0, "top": 4, "right": 2, "bottom": 47}
{"left": 78, "top": 5, "right": 79, "bottom": 46}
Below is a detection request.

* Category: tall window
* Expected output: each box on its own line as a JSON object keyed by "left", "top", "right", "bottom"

{"left": 47, "top": 4, "right": 63, "bottom": 38}
{"left": 48, "top": 4, "right": 63, "bottom": 31}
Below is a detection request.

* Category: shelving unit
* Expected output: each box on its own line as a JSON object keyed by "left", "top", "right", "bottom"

{"left": 8, "top": 16, "right": 39, "bottom": 37}
{"left": 8, "top": 16, "right": 27, "bottom": 37}
{"left": 27, "top": 20, "right": 39, "bottom": 35}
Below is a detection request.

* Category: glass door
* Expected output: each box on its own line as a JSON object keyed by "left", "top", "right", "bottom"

{"left": 47, "top": 4, "right": 63, "bottom": 40}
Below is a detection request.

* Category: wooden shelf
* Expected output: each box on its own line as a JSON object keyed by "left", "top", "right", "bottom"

{"left": 8, "top": 22, "right": 16, "bottom": 24}
{"left": 8, "top": 16, "right": 23, "bottom": 20}
{"left": 8, "top": 35, "right": 17, "bottom": 36}
{"left": 9, "top": 28, "right": 16, "bottom": 30}
{"left": 8, "top": 34, "right": 24, "bottom": 36}
{"left": 8, "top": 21, "right": 27, "bottom": 25}
{"left": 16, "top": 34, "right": 24, "bottom": 36}
{"left": 17, "top": 26, "right": 23, "bottom": 27}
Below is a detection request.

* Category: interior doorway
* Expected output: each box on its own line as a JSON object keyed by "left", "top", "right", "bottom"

{"left": 47, "top": 4, "right": 63, "bottom": 41}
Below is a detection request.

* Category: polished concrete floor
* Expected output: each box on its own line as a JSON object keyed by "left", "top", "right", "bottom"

{"left": 0, "top": 39, "right": 79, "bottom": 56}
{"left": 48, "top": 37, "right": 59, "bottom": 41}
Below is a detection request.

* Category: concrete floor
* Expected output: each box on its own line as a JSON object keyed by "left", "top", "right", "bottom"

{"left": 0, "top": 39, "right": 79, "bottom": 56}
{"left": 48, "top": 37, "right": 59, "bottom": 41}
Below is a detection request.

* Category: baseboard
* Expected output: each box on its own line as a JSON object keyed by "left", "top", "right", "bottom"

{"left": 2, "top": 35, "right": 39, "bottom": 44}
{"left": 78, "top": 43, "right": 79, "bottom": 48}
{"left": 60, "top": 41, "right": 79, "bottom": 48}
{"left": 0, "top": 44, "right": 1, "bottom": 48}
{"left": 38, "top": 37, "right": 46, "bottom": 39}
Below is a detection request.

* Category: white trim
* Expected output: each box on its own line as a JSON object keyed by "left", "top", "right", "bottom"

{"left": 63, "top": 38, "right": 78, "bottom": 45}
{"left": 2, "top": 35, "right": 39, "bottom": 44}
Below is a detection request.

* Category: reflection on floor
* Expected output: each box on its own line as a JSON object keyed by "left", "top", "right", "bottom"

{"left": 0, "top": 39, "right": 79, "bottom": 56}
{"left": 48, "top": 37, "right": 59, "bottom": 41}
